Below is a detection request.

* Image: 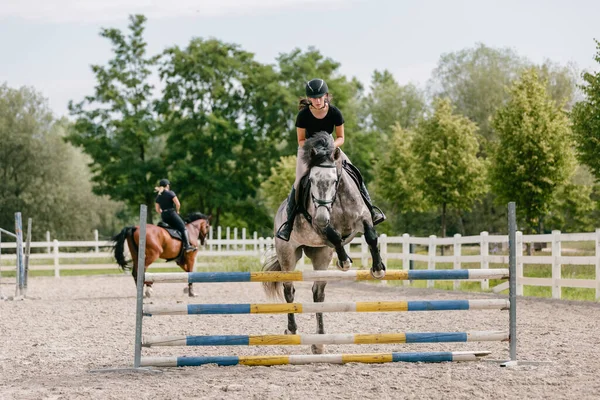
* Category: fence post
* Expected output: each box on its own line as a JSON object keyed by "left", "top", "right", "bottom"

{"left": 480, "top": 231, "right": 489, "bottom": 291}
{"left": 453, "top": 234, "right": 462, "bottom": 291}
{"left": 516, "top": 231, "right": 523, "bottom": 296}
{"left": 24, "top": 218, "right": 32, "bottom": 296}
{"left": 233, "top": 228, "right": 238, "bottom": 251}
{"left": 380, "top": 234, "right": 388, "bottom": 283}
{"left": 53, "top": 239, "right": 60, "bottom": 278}
{"left": 427, "top": 235, "right": 436, "bottom": 289}
{"left": 253, "top": 231, "right": 258, "bottom": 253}
{"left": 94, "top": 229, "right": 99, "bottom": 253}
{"left": 596, "top": 228, "right": 600, "bottom": 301}
{"left": 226, "top": 227, "right": 230, "bottom": 250}
{"left": 242, "top": 228, "right": 247, "bottom": 252}
{"left": 14, "top": 212, "right": 24, "bottom": 298}
{"left": 208, "top": 226, "right": 214, "bottom": 251}
{"left": 552, "top": 230, "right": 562, "bottom": 299}
{"left": 402, "top": 234, "right": 410, "bottom": 287}
{"left": 46, "top": 231, "right": 51, "bottom": 254}
{"left": 217, "top": 226, "right": 222, "bottom": 252}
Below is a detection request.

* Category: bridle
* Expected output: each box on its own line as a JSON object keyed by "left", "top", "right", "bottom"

{"left": 311, "top": 163, "right": 341, "bottom": 212}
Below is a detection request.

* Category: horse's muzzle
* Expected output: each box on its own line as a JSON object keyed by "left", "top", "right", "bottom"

{"left": 315, "top": 206, "right": 330, "bottom": 228}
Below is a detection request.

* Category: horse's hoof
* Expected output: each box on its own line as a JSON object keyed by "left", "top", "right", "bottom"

{"left": 284, "top": 329, "right": 296, "bottom": 335}
{"left": 144, "top": 287, "right": 153, "bottom": 298}
{"left": 311, "top": 344, "right": 324, "bottom": 354}
{"left": 188, "top": 292, "right": 198, "bottom": 297}
{"left": 336, "top": 259, "right": 352, "bottom": 271}
{"left": 370, "top": 268, "right": 386, "bottom": 279}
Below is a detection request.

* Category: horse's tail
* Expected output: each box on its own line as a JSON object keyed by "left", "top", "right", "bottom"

{"left": 262, "top": 252, "right": 284, "bottom": 300}
{"left": 112, "top": 226, "right": 136, "bottom": 271}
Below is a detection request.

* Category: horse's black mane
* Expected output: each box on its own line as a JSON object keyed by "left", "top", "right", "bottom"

{"left": 301, "top": 131, "right": 335, "bottom": 168}
{"left": 185, "top": 212, "right": 210, "bottom": 223}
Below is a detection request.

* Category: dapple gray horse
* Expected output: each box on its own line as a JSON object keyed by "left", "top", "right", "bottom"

{"left": 262, "top": 131, "right": 386, "bottom": 354}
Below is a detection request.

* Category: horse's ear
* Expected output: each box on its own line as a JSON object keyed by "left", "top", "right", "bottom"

{"left": 333, "top": 147, "right": 341, "bottom": 160}
{"left": 207, "top": 214, "right": 213, "bottom": 222}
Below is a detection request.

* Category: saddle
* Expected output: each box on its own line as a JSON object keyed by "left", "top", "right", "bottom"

{"left": 157, "top": 221, "right": 182, "bottom": 241}
{"left": 157, "top": 222, "right": 185, "bottom": 264}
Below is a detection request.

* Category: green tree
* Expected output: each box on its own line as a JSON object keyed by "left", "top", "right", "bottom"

{"left": 67, "top": 15, "right": 162, "bottom": 222}
{"left": 0, "top": 84, "right": 122, "bottom": 240}
{"left": 490, "top": 69, "right": 575, "bottom": 233}
{"left": 157, "top": 38, "right": 291, "bottom": 230}
{"left": 411, "top": 98, "right": 487, "bottom": 238}
{"left": 429, "top": 43, "right": 577, "bottom": 143}
{"left": 572, "top": 39, "right": 600, "bottom": 181}
{"left": 367, "top": 70, "right": 426, "bottom": 132}
{"left": 259, "top": 155, "right": 297, "bottom": 215}
{"left": 374, "top": 124, "right": 426, "bottom": 214}
{"left": 429, "top": 44, "right": 527, "bottom": 142}
{"left": 546, "top": 183, "right": 595, "bottom": 233}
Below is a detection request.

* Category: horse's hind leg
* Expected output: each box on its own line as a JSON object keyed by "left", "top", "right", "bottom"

{"left": 311, "top": 281, "right": 327, "bottom": 354}
{"left": 304, "top": 246, "right": 334, "bottom": 354}
{"left": 283, "top": 282, "right": 297, "bottom": 335}
{"left": 364, "top": 222, "right": 386, "bottom": 279}
{"left": 282, "top": 246, "right": 304, "bottom": 335}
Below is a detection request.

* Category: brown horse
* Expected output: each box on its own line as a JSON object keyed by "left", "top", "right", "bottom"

{"left": 112, "top": 212, "right": 211, "bottom": 297}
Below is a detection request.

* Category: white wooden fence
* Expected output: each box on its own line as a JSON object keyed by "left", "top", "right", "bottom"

{"left": 1, "top": 227, "right": 599, "bottom": 300}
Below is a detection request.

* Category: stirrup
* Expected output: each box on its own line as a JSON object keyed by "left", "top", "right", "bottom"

{"left": 276, "top": 222, "right": 292, "bottom": 242}
{"left": 185, "top": 245, "right": 198, "bottom": 253}
{"left": 371, "top": 205, "right": 386, "bottom": 226}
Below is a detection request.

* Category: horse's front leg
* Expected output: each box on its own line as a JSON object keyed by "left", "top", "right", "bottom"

{"left": 363, "top": 222, "right": 386, "bottom": 279}
{"left": 312, "top": 281, "right": 327, "bottom": 354}
{"left": 182, "top": 256, "right": 198, "bottom": 297}
{"left": 283, "top": 282, "right": 297, "bottom": 335}
{"left": 324, "top": 225, "right": 352, "bottom": 271}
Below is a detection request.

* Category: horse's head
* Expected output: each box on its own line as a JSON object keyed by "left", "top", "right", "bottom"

{"left": 302, "top": 132, "right": 343, "bottom": 229}
{"left": 185, "top": 213, "right": 211, "bottom": 246}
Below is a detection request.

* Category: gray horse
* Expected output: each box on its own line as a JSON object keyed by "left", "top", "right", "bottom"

{"left": 262, "top": 131, "right": 386, "bottom": 354}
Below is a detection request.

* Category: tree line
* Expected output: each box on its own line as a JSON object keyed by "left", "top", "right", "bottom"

{"left": 2, "top": 14, "right": 600, "bottom": 240}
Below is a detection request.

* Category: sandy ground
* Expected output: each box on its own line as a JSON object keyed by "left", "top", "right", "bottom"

{"left": 1, "top": 273, "right": 600, "bottom": 400}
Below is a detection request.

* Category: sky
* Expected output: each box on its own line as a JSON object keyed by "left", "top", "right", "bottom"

{"left": 1, "top": 0, "right": 599, "bottom": 118}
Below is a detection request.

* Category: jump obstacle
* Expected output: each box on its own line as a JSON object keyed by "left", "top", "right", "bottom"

{"left": 0, "top": 212, "right": 32, "bottom": 301}
{"left": 129, "top": 202, "right": 527, "bottom": 369}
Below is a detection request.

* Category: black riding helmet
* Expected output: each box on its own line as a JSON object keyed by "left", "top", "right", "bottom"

{"left": 305, "top": 78, "right": 328, "bottom": 98}
{"left": 159, "top": 178, "right": 170, "bottom": 187}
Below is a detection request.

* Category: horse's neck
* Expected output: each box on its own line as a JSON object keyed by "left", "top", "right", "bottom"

{"left": 187, "top": 221, "right": 200, "bottom": 235}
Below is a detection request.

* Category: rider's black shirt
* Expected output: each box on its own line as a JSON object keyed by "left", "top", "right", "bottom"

{"left": 155, "top": 190, "right": 176, "bottom": 211}
{"left": 295, "top": 105, "right": 344, "bottom": 139}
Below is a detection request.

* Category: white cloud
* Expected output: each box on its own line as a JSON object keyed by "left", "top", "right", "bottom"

{"left": 1, "top": 0, "right": 347, "bottom": 23}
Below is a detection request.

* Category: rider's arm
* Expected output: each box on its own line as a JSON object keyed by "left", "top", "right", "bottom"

{"left": 334, "top": 124, "right": 345, "bottom": 148}
{"left": 155, "top": 203, "right": 161, "bottom": 214}
{"left": 173, "top": 197, "right": 181, "bottom": 214}
{"left": 297, "top": 127, "right": 306, "bottom": 147}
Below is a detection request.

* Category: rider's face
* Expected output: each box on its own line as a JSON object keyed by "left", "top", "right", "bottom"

{"left": 310, "top": 96, "right": 325, "bottom": 109}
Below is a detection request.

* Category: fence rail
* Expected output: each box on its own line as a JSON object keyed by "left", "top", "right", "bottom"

{"left": 1, "top": 227, "right": 599, "bottom": 300}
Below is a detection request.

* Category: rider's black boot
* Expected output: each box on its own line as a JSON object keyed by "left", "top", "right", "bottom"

{"left": 276, "top": 187, "right": 298, "bottom": 242}
{"left": 359, "top": 182, "right": 386, "bottom": 226}
{"left": 183, "top": 229, "right": 198, "bottom": 252}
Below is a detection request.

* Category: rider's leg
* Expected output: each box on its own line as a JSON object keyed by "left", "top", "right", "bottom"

{"left": 276, "top": 147, "right": 308, "bottom": 241}
{"left": 338, "top": 150, "right": 386, "bottom": 225}
{"left": 164, "top": 211, "right": 197, "bottom": 252}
